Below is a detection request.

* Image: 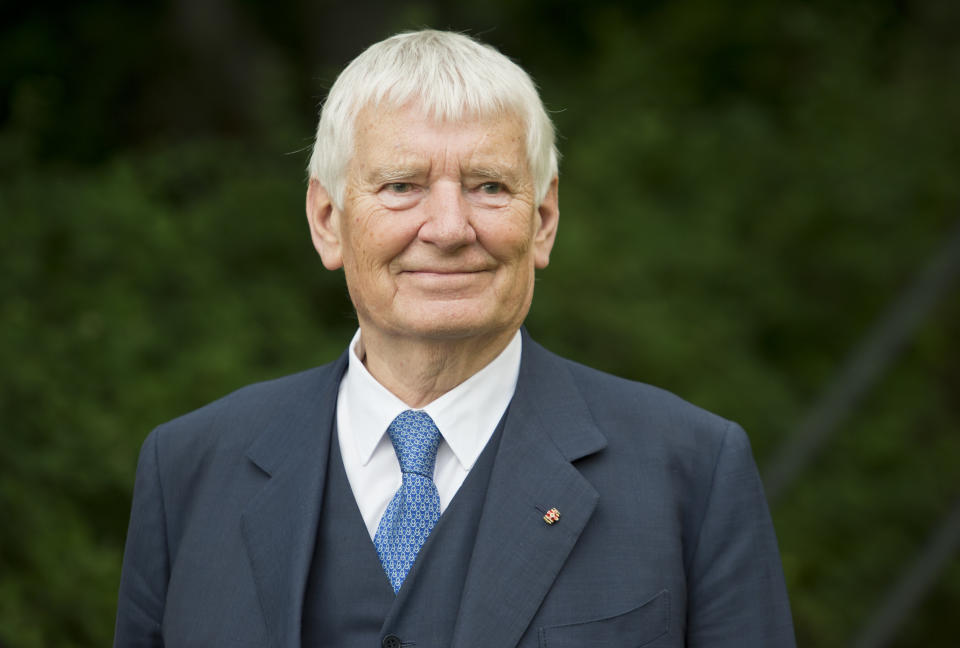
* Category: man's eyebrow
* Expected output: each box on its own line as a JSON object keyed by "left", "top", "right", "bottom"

{"left": 463, "top": 166, "right": 522, "bottom": 183}
{"left": 365, "top": 166, "right": 426, "bottom": 185}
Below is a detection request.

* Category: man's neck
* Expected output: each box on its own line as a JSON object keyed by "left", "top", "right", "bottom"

{"left": 356, "top": 327, "right": 518, "bottom": 408}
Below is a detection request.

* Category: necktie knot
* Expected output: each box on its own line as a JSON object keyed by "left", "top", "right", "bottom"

{"left": 387, "top": 409, "right": 441, "bottom": 478}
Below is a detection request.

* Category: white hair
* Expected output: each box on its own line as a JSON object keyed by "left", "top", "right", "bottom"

{"left": 307, "top": 30, "right": 559, "bottom": 209}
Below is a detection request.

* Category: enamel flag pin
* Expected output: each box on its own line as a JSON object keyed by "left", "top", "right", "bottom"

{"left": 543, "top": 507, "right": 561, "bottom": 525}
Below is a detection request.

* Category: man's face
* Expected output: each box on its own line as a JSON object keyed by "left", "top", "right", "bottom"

{"left": 308, "top": 103, "right": 558, "bottom": 347}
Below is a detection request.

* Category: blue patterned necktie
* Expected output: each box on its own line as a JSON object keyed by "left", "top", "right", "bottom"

{"left": 374, "top": 409, "right": 443, "bottom": 593}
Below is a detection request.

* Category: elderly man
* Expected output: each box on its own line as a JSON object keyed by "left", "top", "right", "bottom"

{"left": 114, "top": 30, "right": 795, "bottom": 647}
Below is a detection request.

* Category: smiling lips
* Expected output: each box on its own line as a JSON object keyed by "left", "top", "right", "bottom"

{"left": 399, "top": 268, "right": 492, "bottom": 289}
{"left": 399, "top": 260, "right": 493, "bottom": 275}
{"left": 401, "top": 269, "right": 490, "bottom": 281}
{"left": 404, "top": 269, "right": 487, "bottom": 275}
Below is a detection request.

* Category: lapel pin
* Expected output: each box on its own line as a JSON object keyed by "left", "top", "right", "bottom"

{"left": 543, "top": 507, "right": 561, "bottom": 525}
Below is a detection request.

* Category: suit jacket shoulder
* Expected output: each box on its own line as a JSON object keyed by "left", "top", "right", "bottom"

{"left": 150, "top": 360, "right": 345, "bottom": 458}
{"left": 114, "top": 354, "right": 348, "bottom": 648}
{"left": 525, "top": 338, "right": 745, "bottom": 487}
{"left": 507, "top": 335, "right": 795, "bottom": 647}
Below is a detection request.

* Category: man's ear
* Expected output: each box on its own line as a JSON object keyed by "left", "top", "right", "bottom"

{"left": 306, "top": 178, "right": 344, "bottom": 270}
{"left": 533, "top": 177, "right": 559, "bottom": 269}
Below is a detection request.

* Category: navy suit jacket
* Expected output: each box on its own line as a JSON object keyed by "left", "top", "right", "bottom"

{"left": 114, "top": 332, "right": 795, "bottom": 647}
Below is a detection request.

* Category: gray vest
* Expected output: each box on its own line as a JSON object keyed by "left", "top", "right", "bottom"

{"left": 301, "top": 418, "right": 505, "bottom": 648}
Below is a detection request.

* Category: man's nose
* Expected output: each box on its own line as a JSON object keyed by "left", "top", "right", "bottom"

{"left": 417, "top": 181, "right": 477, "bottom": 249}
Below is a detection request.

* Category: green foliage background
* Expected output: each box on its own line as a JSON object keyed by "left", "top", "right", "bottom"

{"left": 2, "top": 1, "right": 958, "bottom": 645}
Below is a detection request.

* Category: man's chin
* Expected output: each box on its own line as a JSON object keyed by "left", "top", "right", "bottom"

{"left": 395, "top": 320, "right": 506, "bottom": 341}
{"left": 374, "top": 314, "right": 517, "bottom": 345}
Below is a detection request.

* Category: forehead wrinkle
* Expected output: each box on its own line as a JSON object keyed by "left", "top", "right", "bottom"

{"left": 355, "top": 109, "right": 528, "bottom": 187}
{"left": 457, "top": 127, "right": 526, "bottom": 180}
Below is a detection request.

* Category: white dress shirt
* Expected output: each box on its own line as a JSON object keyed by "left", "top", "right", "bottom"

{"left": 336, "top": 329, "right": 522, "bottom": 539}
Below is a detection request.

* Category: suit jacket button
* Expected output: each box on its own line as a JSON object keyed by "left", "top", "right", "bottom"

{"left": 382, "top": 634, "right": 402, "bottom": 648}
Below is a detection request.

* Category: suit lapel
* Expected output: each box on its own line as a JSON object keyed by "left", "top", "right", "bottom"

{"left": 453, "top": 334, "right": 607, "bottom": 648}
{"left": 240, "top": 352, "right": 347, "bottom": 648}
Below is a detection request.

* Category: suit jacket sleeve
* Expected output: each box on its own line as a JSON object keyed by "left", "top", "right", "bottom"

{"left": 685, "top": 421, "right": 795, "bottom": 646}
{"left": 114, "top": 428, "right": 169, "bottom": 648}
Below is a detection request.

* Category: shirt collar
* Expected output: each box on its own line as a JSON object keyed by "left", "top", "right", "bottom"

{"left": 340, "top": 328, "right": 522, "bottom": 470}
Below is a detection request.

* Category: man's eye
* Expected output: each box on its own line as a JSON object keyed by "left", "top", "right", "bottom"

{"left": 385, "top": 182, "right": 414, "bottom": 193}
{"left": 479, "top": 182, "right": 504, "bottom": 195}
